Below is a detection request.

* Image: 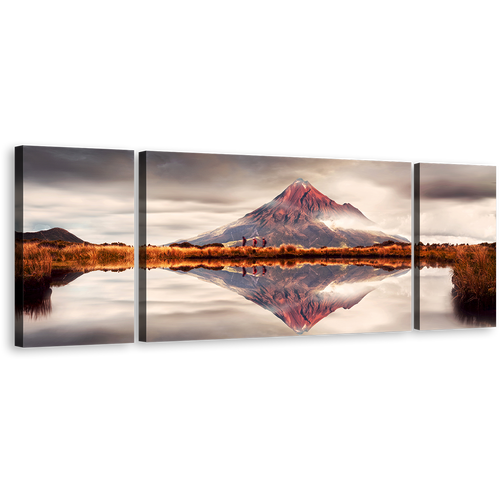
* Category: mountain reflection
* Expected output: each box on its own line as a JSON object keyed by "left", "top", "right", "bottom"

{"left": 166, "top": 262, "right": 409, "bottom": 334}
{"left": 16, "top": 268, "right": 131, "bottom": 320}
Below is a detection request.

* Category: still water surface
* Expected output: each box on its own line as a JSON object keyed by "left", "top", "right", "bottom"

{"left": 419, "top": 267, "right": 496, "bottom": 330}
{"left": 19, "top": 264, "right": 493, "bottom": 347}
{"left": 145, "top": 262, "right": 412, "bottom": 342}
{"left": 20, "top": 268, "right": 134, "bottom": 347}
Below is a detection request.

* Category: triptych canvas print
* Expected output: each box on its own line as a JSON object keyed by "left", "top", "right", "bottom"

{"left": 15, "top": 146, "right": 496, "bottom": 347}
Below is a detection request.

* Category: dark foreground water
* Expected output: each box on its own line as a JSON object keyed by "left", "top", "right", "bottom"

{"left": 418, "top": 267, "right": 496, "bottom": 330}
{"left": 17, "top": 268, "right": 134, "bottom": 347}
{"left": 144, "top": 262, "right": 411, "bottom": 342}
{"left": 16, "top": 263, "right": 493, "bottom": 347}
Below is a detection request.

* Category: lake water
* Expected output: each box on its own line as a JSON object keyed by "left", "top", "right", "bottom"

{"left": 18, "top": 268, "right": 134, "bottom": 347}
{"left": 143, "top": 262, "right": 411, "bottom": 342}
{"left": 418, "top": 266, "right": 496, "bottom": 330}
{"left": 17, "top": 263, "right": 494, "bottom": 347}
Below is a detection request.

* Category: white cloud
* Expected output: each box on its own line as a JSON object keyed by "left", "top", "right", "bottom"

{"left": 419, "top": 198, "right": 496, "bottom": 243}
{"left": 23, "top": 184, "right": 133, "bottom": 244}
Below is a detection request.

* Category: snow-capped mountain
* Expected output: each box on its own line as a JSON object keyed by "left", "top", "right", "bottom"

{"left": 174, "top": 179, "right": 408, "bottom": 248}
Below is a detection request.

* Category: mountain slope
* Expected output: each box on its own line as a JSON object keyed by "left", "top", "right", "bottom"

{"left": 176, "top": 179, "right": 408, "bottom": 248}
{"left": 16, "top": 227, "right": 85, "bottom": 243}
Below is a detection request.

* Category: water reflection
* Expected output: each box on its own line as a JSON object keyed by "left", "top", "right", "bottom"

{"left": 160, "top": 262, "right": 410, "bottom": 334}
{"left": 452, "top": 300, "right": 496, "bottom": 328}
{"left": 19, "top": 280, "right": 52, "bottom": 319}
{"left": 451, "top": 270, "right": 496, "bottom": 328}
{"left": 16, "top": 268, "right": 124, "bottom": 319}
{"left": 418, "top": 266, "right": 496, "bottom": 329}
{"left": 17, "top": 267, "right": 134, "bottom": 347}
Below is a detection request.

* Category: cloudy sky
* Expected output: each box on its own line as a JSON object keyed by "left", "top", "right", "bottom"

{"left": 20, "top": 146, "right": 134, "bottom": 244}
{"left": 20, "top": 150, "right": 494, "bottom": 247}
{"left": 418, "top": 163, "right": 496, "bottom": 244}
{"left": 144, "top": 152, "right": 411, "bottom": 245}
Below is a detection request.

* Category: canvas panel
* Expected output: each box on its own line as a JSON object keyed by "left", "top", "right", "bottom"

{"left": 139, "top": 152, "right": 412, "bottom": 342}
{"left": 415, "top": 163, "right": 496, "bottom": 330}
{"left": 15, "top": 146, "right": 135, "bottom": 347}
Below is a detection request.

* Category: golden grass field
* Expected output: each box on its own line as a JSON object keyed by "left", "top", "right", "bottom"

{"left": 140, "top": 242, "right": 411, "bottom": 267}
{"left": 17, "top": 240, "right": 134, "bottom": 279}
{"left": 17, "top": 239, "right": 495, "bottom": 310}
{"left": 450, "top": 245, "right": 496, "bottom": 310}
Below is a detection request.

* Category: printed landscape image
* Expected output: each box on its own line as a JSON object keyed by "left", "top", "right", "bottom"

{"left": 139, "top": 152, "right": 412, "bottom": 341}
{"left": 416, "top": 163, "right": 496, "bottom": 330}
{"left": 16, "top": 151, "right": 494, "bottom": 345}
{"left": 15, "top": 146, "right": 134, "bottom": 347}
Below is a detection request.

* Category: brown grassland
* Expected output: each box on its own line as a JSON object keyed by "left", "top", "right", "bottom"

{"left": 451, "top": 246, "right": 495, "bottom": 309}
{"left": 16, "top": 240, "right": 134, "bottom": 280}
{"left": 140, "top": 241, "right": 411, "bottom": 267}
{"left": 17, "top": 238, "right": 496, "bottom": 311}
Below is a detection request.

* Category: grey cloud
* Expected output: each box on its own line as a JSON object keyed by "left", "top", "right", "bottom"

{"left": 146, "top": 198, "right": 255, "bottom": 216}
{"left": 148, "top": 222, "right": 200, "bottom": 232}
{"left": 419, "top": 163, "right": 496, "bottom": 201}
{"left": 418, "top": 164, "right": 496, "bottom": 243}
{"left": 153, "top": 189, "right": 243, "bottom": 206}
{"left": 144, "top": 151, "right": 411, "bottom": 204}
{"left": 23, "top": 146, "right": 133, "bottom": 186}
{"left": 422, "top": 182, "right": 495, "bottom": 201}
{"left": 21, "top": 146, "right": 134, "bottom": 244}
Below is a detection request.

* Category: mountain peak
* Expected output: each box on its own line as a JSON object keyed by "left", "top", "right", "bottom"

{"left": 278, "top": 179, "right": 338, "bottom": 210}
{"left": 288, "top": 178, "right": 311, "bottom": 191}
{"left": 175, "top": 180, "right": 407, "bottom": 248}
